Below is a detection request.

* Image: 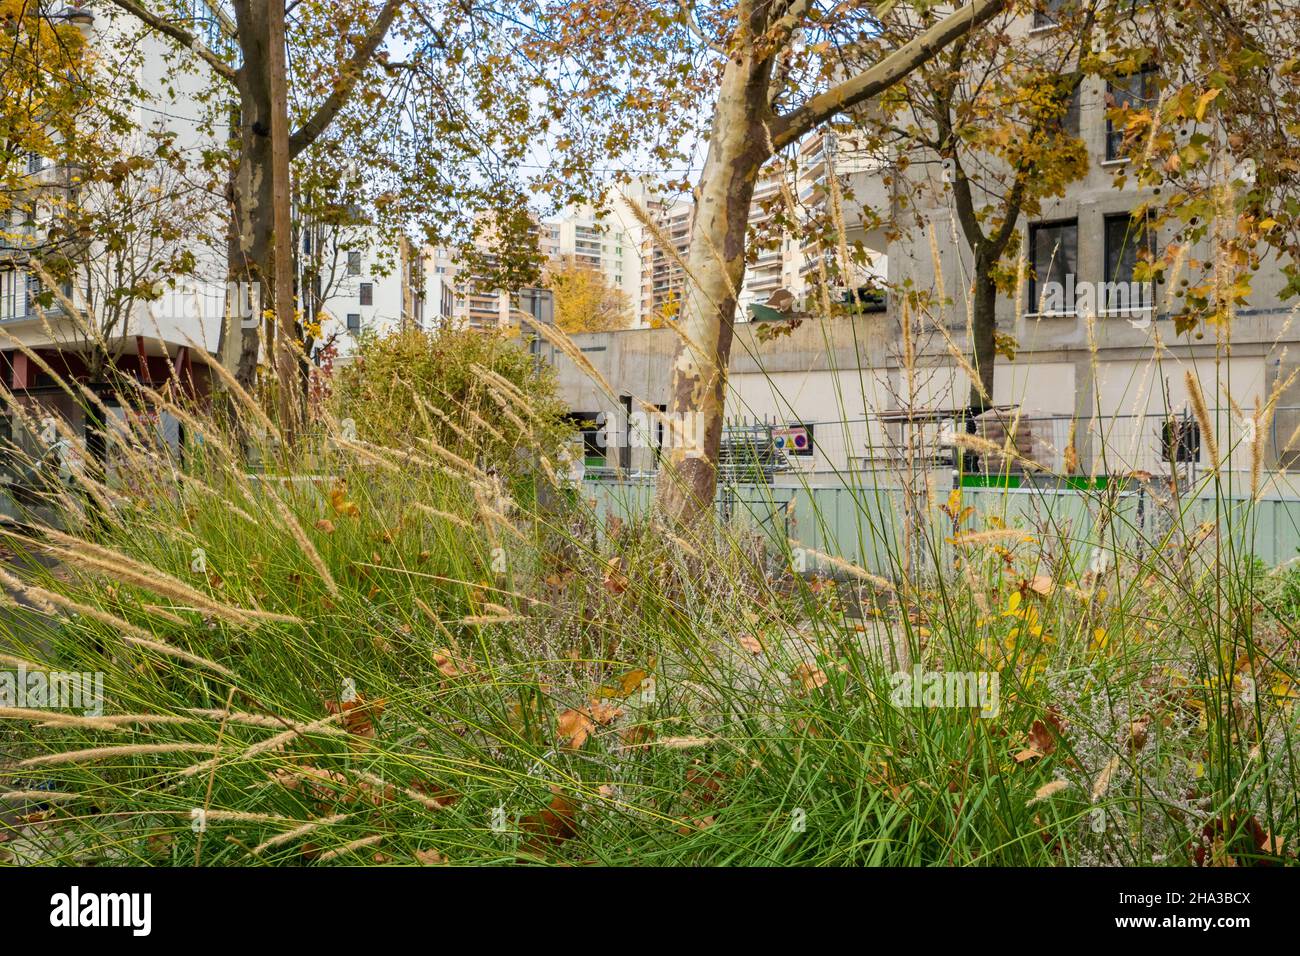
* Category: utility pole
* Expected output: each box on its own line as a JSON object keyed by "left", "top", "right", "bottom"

{"left": 268, "top": 0, "right": 299, "bottom": 442}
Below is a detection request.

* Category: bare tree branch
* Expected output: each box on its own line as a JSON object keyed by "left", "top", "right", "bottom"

{"left": 770, "top": 0, "right": 1006, "bottom": 152}
{"left": 106, "top": 0, "right": 238, "bottom": 83}
{"left": 288, "top": 0, "right": 403, "bottom": 157}
{"left": 676, "top": 0, "right": 726, "bottom": 55}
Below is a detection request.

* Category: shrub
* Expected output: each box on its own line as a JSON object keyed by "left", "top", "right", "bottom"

{"left": 329, "top": 325, "right": 570, "bottom": 473}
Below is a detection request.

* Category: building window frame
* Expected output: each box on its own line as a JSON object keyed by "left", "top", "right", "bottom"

{"left": 1105, "top": 65, "right": 1158, "bottom": 162}
{"left": 1102, "top": 211, "right": 1156, "bottom": 316}
{"left": 1027, "top": 218, "right": 1080, "bottom": 316}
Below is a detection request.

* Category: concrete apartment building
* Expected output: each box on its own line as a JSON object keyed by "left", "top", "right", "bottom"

{"left": 546, "top": 14, "right": 1300, "bottom": 485}
{"left": 0, "top": 4, "right": 229, "bottom": 464}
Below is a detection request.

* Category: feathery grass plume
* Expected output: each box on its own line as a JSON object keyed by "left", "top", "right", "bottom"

{"left": 0, "top": 790, "right": 82, "bottom": 803}
{"left": 950, "top": 529, "right": 1038, "bottom": 547}
{"left": 325, "top": 769, "right": 453, "bottom": 812}
{"left": 189, "top": 810, "right": 296, "bottom": 824}
{"left": 0, "top": 707, "right": 126, "bottom": 726}
{"left": 412, "top": 502, "right": 475, "bottom": 531}
{"left": 37, "top": 714, "right": 196, "bottom": 730}
{"left": 132, "top": 378, "right": 241, "bottom": 466}
{"left": 0, "top": 571, "right": 238, "bottom": 679}
{"left": 623, "top": 195, "right": 719, "bottom": 321}
{"left": 1185, "top": 372, "right": 1220, "bottom": 471}
{"left": 19, "top": 743, "right": 220, "bottom": 767}
{"left": 946, "top": 430, "right": 1026, "bottom": 465}
{"left": 657, "top": 313, "right": 713, "bottom": 373}
{"left": 250, "top": 813, "right": 351, "bottom": 856}
{"left": 928, "top": 224, "right": 947, "bottom": 311}
{"left": 315, "top": 834, "right": 385, "bottom": 862}
{"left": 39, "top": 415, "right": 120, "bottom": 518}
{"left": 437, "top": 386, "right": 502, "bottom": 446}
{"left": 268, "top": 489, "right": 339, "bottom": 596}
{"left": 480, "top": 384, "right": 530, "bottom": 438}
{"left": 1251, "top": 366, "right": 1299, "bottom": 497}
{"left": 469, "top": 364, "right": 535, "bottom": 436}
{"left": 470, "top": 362, "right": 531, "bottom": 411}
{"left": 136, "top": 604, "right": 192, "bottom": 627}
{"left": 415, "top": 396, "right": 475, "bottom": 447}
{"left": 900, "top": 298, "right": 916, "bottom": 400}
{"left": 1083, "top": 311, "right": 1104, "bottom": 482}
{"left": 1064, "top": 418, "right": 1080, "bottom": 474}
{"left": 651, "top": 519, "right": 701, "bottom": 558}
{"left": 1013, "top": 244, "right": 1027, "bottom": 326}
{"left": 331, "top": 435, "right": 402, "bottom": 474}
{"left": 186, "top": 339, "right": 281, "bottom": 443}
{"left": 1251, "top": 396, "right": 1264, "bottom": 498}
{"left": 0, "top": 524, "right": 294, "bottom": 628}
{"left": 516, "top": 312, "right": 622, "bottom": 404}
{"left": 168, "top": 469, "right": 257, "bottom": 525}
{"left": 414, "top": 435, "right": 492, "bottom": 483}
{"left": 828, "top": 160, "right": 854, "bottom": 287}
{"left": 0, "top": 653, "right": 41, "bottom": 669}
{"left": 1138, "top": 84, "right": 1171, "bottom": 169}
{"left": 179, "top": 712, "right": 345, "bottom": 778}
{"left": 788, "top": 539, "right": 895, "bottom": 591}
{"left": 183, "top": 710, "right": 347, "bottom": 734}
{"left": 930, "top": 319, "right": 992, "bottom": 407}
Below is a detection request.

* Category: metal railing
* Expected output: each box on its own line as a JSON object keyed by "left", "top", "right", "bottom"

{"left": 595, "top": 408, "right": 1300, "bottom": 481}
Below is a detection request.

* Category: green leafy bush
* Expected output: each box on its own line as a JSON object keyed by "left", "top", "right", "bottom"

{"left": 329, "top": 325, "right": 569, "bottom": 472}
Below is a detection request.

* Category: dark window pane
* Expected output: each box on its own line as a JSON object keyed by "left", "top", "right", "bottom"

{"left": 1029, "top": 220, "right": 1078, "bottom": 314}
{"left": 1063, "top": 86, "right": 1081, "bottom": 138}
{"left": 347, "top": 251, "right": 362, "bottom": 276}
{"left": 346, "top": 313, "right": 361, "bottom": 334}
{"left": 1106, "top": 67, "right": 1157, "bottom": 160}
{"left": 1034, "top": 0, "right": 1071, "bottom": 27}
{"left": 1103, "top": 214, "right": 1155, "bottom": 312}
{"left": 359, "top": 282, "right": 373, "bottom": 306}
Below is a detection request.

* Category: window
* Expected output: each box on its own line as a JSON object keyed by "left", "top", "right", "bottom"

{"left": 346, "top": 313, "right": 361, "bottom": 334}
{"left": 347, "top": 251, "right": 362, "bottom": 276}
{"left": 24, "top": 273, "right": 43, "bottom": 314}
{"left": 1059, "top": 86, "right": 1082, "bottom": 139}
{"left": 1106, "top": 66, "right": 1157, "bottom": 161}
{"left": 1103, "top": 213, "right": 1156, "bottom": 314}
{"left": 566, "top": 413, "right": 606, "bottom": 466}
{"left": 359, "top": 282, "right": 373, "bottom": 306}
{"left": 0, "top": 271, "right": 18, "bottom": 321}
{"left": 1028, "top": 220, "right": 1079, "bottom": 314}
{"left": 1033, "top": 0, "right": 1070, "bottom": 28}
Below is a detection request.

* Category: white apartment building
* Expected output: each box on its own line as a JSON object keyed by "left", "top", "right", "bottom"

{"left": 549, "top": 203, "right": 641, "bottom": 310}
{"left": 311, "top": 233, "right": 426, "bottom": 361}
{"left": 738, "top": 131, "right": 890, "bottom": 316}
{"left": 0, "top": 3, "right": 227, "bottom": 430}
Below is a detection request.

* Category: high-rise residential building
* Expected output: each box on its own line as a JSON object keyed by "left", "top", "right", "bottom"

{"left": 549, "top": 205, "right": 640, "bottom": 308}
{"left": 736, "top": 131, "right": 889, "bottom": 316}
{"left": 637, "top": 193, "right": 695, "bottom": 323}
